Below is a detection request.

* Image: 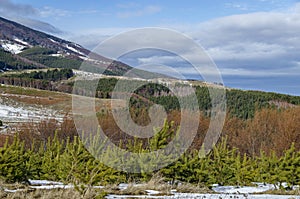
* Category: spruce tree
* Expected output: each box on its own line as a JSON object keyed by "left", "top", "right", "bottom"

{"left": 279, "top": 143, "right": 300, "bottom": 189}
{"left": 0, "top": 136, "right": 30, "bottom": 183}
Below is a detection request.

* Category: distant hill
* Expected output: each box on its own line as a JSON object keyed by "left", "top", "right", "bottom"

{"left": 0, "top": 16, "right": 131, "bottom": 75}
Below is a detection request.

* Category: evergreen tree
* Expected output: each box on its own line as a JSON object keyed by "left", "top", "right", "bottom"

{"left": 0, "top": 136, "right": 30, "bottom": 183}
{"left": 40, "top": 133, "right": 64, "bottom": 181}
{"left": 279, "top": 143, "right": 300, "bottom": 188}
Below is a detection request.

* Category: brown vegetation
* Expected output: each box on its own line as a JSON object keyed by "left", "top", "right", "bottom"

{"left": 1, "top": 106, "right": 299, "bottom": 157}
{"left": 223, "top": 107, "right": 300, "bottom": 156}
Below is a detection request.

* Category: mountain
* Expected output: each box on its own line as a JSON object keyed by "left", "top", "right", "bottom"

{"left": 0, "top": 16, "right": 131, "bottom": 75}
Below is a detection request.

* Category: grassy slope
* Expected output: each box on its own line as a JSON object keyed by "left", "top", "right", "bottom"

{"left": 0, "top": 84, "right": 125, "bottom": 113}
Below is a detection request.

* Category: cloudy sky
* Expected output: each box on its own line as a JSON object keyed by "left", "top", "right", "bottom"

{"left": 0, "top": 0, "right": 300, "bottom": 95}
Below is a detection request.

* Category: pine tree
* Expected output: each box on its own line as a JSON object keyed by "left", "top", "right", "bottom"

{"left": 40, "top": 132, "right": 63, "bottom": 181}
{"left": 26, "top": 141, "right": 44, "bottom": 180}
{"left": 0, "top": 136, "right": 30, "bottom": 183}
{"left": 279, "top": 143, "right": 300, "bottom": 189}
{"left": 208, "top": 137, "right": 236, "bottom": 185}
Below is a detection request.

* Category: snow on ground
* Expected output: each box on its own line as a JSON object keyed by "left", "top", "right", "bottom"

{"left": 27, "top": 180, "right": 103, "bottom": 190}
{"left": 212, "top": 183, "right": 275, "bottom": 194}
{"left": 79, "top": 56, "right": 89, "bottom": 60}
{"left": 50, "top": 53, "right": 63, "bottom": 57}
{"left": 145, "top": 190, "right": 160, "bottom": 195}
{"left": 66, "top": 44, "right": 86, "bottom": 56}
{"left": 106, "top": 194, "right": 300, "bottom": 199}
{"left": 0, "top": 96, "right": 64, "bottom": 123}
{"left": 14, "top": 38, "right": 29, "bottom": 46}
{"left": 117, "top": 183, "right": 144, "bottom": 190}
{"left": 29, "top": 180, "right": 64, "bottom": 186}
{"left": 106, "top": 183, "right": 300, "bottom": 199}
{"left": 0, "top": 40, "right": 26, "bottom": 54}
{"left": 2, "top": 180, "right": 299, "bottom": 199}
{"left": 73, "top": 43, "right": 82, "bottom": 48}
{"left": 28, "top": 180, "right": 72, "bottom": 189}
{"left": 48, "top": 38, "right": 59, "bottom": 44}
{"left": 0, "top": 103, "right": 63, "bottom": 123}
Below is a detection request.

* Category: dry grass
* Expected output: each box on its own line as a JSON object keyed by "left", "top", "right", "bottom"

{"left": 0, "top": 84, "right": 72, "bottom": 112}
{"left": 101, "top": 173, "right": 210, "bottom": 196}
{"left": 260, "top": 188, "right": 300, "bottom": 196}
{"left": 0, "top": 180, "right": 106, "bottom": 199}
{"left": 175, "top": 183, "right": 213, "bottom": 194}
{"left": 0, "top": 188, "right": 105, "bottom": 199}
{"left": 103, "top": 184, "right": 147, "bottom": 196}
{"left": 0, "top": 84, "right": 126, "bottom": 113}
{"left": 2, "top": 178, "right": 300, "bottom": 199}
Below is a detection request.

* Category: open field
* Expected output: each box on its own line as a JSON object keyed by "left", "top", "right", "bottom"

{"left": 0, "top": 84, "right": 126, "bottom": 133}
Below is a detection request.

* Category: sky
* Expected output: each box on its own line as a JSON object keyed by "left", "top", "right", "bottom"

{"left": 0, "top": 0, "right": 300, "bottom": 96}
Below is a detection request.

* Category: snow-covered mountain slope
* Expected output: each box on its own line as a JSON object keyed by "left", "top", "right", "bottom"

{"left": 0, "top": 38, "right": 32, "bottom": 54}
{"left": 0, "top": 16, "right": 132, "bottom": 76}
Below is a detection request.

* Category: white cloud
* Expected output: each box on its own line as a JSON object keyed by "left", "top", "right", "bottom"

{"left": 138, "top": 55, "right": 183, "bottom": 65}
{"left": 225, "top": 3, "right": 249, "bottom": 11}
{"left": 206, "top": 42, "right": 286, "bottom": 60}
{"left": 0, "top": 0, "right": 64, "bottom": 34}
{"left": 78, "top": 10, "right": 99, "bottom": 14}
{"left": 0, "top": 0, "right": 37, "bottom": 16}
{"left": 134, "top": 63, "right": 300, "bottom": 79}
{"left": 68, "top": 27, "right": 135, "bottom": 49}
{"left": 39, "top": 7, "right": 98, "bottom": 18}
{"left": 134, "top": 4, "right": 300, "bottom": 77}
{"left": 183, "top": 4, "right": 300, "bottom": 77}
{"left": 69, "top": 2, "right": 300, "bottom": 80}
{"left": 13, "top": 17, "right": 63, "bottom": 34}
{"left": 39, "top": 6, "right": 70, "bottom": 18}
{"left": 117, "top": 5, "right": 161, "bottom": 18}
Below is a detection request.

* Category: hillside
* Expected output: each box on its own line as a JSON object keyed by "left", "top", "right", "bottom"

{"left": 0, "top": 16, "right": 131, "bottom": 75}
{"left": 0, "top": 68, "right": 299, "bottom": 157}
{"left": 0, "top": 84, "right": 299, "bottom": 198}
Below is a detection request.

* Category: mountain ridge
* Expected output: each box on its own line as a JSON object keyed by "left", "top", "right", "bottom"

{"left": 0, "top": 16, "right": 133, "bottom": 75}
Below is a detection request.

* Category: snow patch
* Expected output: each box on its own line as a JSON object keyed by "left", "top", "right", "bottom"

{"left": 0, "top": 96, "right": 64, "bottom": 123}
{"left": 29, "top": 184, "right": 74, "bottom": 190}
{"left": 106, "top": 193, "right": 300, "bottom": 199}
{"left": 14, "top": 38, "right": 29, "bottom": 46}
{"left": 66, "top": 44, "right": 86, "bottom": 56}
{"left": 145, "top": 190, "right": 160, "bottom": 195}
{"left": 29, "top": 180, "right": 63, "bottom": 186}
{"left": 0, "top": 40, "right": 26, "bottom": 54}
{"left": 28, "top": 180, "right": 71, "bottom": 189}
{"left": 3, "top": 188, "right": 18, "bottom": 193}
{"left": 79, "top": 56, "right": 89, "bottom": 60}
{"left": 73, "top": 43, "right": 82, "bottom": 48}
{"left": 27, "top": 179, "right": 103, "bottom": 190}
{"left": 106, "top": 182, "right": 300, "bottom": 198}
{"left": 50, "top": 53, "right": 63, "bottom": 57}
{"left": 48, "top": 38, "right": 59, "bottom": 44}
{"left": 1, "top": 180, "right": 299, "bottom": 199}
{"left": 212, "top": 184, "right": 274, "bottom": 194}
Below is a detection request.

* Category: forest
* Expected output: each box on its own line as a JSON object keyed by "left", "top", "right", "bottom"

{"left": 0, "top": 49, "right": 37, "bottom": 70}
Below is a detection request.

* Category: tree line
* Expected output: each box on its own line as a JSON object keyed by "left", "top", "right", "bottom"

{"left": 0, "top": 69, "right": 74, "bottom": 92}
{"left": 1, "top": 74, "right": 299, "bottom": 120}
